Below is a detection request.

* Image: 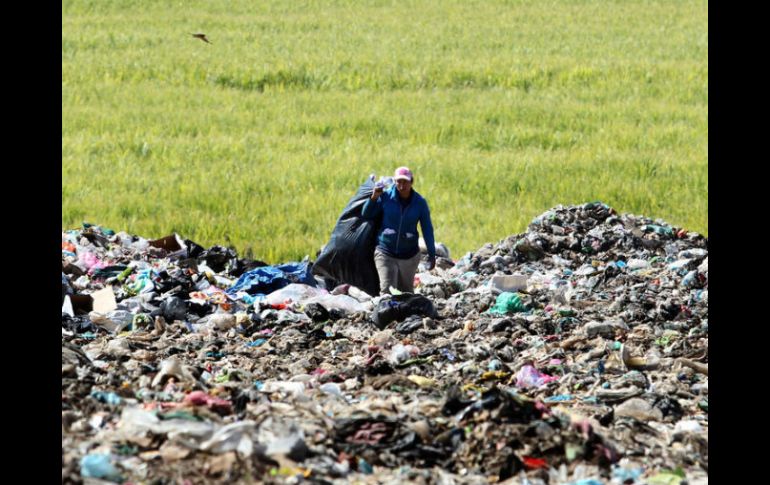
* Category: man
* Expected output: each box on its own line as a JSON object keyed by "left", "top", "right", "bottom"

{"left": 362, "top": 166, "right": 436, "bottom": 294}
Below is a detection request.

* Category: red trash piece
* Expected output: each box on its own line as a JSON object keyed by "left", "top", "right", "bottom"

{"left": 523, "top": 456, "right": 548, "bottom": 469}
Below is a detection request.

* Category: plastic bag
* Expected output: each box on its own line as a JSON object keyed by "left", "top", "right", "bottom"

{"left": 117, "top": 406, "right": 215, "bottom": 448}
{"left": 198, "top": 421, "right": 258, "bottom": 456}
{"left": 88, "top": 310, "right": 133, "bottom": 333}
{"left": 305, "top": 293, "right": 372, "bottom": 314}
{"left": 196, "top": 245, "right": 238, "bottom": 273}
{"left": 486, "top": 292, "right": 528, "bottom": 314}
{"left": 256, "top": 417, "right": 309, "bottom": 461}
{"left": 80, "top": 453, "right": 123, "bottom": 482}
{"left": 160, "top": 296, "right": 188, "bottom": 321}
{"left": 389, "top": 344, "right": 420, "bottom": 364}
{"left": 77, "top": 251, "right": 107, "bottom": 272}
{"left": 226, "top": 262, "right": 316, "bottom": 296}
{"left": 515, "top": 365, "right": 559, "bottom": 388}
{"left": 372, "top": 293, "right": 438, "bottom": 329}
{"left": 489, "top": 274, "right": 528, "bottom": 294}
{"left": 312, "top": 176, "right": 382, "bottom": 297}
{"left": 265, "top": 283, "right": 328, "bottom": 306}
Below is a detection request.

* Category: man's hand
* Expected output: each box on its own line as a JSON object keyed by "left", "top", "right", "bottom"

{"left": 371, "top": 185, "right": 384, "bottom": 200}
{"left": 428, "top": 256, "right": 436, "bottom": 271}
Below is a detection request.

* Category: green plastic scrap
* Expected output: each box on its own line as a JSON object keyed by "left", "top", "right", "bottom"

{"left": 117, "top": 266, "right": 134, "bottom": 282}
{"left": 215, "top": 372, "right": 233, "bottom": 383}
{"left": 133, "top": 314, "right": 152, "bottom": 327}
{"left": 644, "top": 224, "right": 674, "bottom": 237}
{"left": 565, "top": 443, "right": 583, "bottom": 462}
{"left": 647, "top": 468, "right": 686, "bottom": 485}
{"left": 486, "top": 292, "right": 528, "bottom": 315}
{"left": 158, "top": 410, "right": 204, "bottom": 422}
{"left": 655, "top": 335, "right": 672, "bottom": 347}
{"left": 113, "top": 444, "right": 138, "bottom": 456}
{"left": 584, "top": 201, "right": 609, "bottom": 209}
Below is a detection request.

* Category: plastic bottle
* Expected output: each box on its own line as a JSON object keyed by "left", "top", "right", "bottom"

{"left": 370, "top": 173, "right": 393, "bottom": 190}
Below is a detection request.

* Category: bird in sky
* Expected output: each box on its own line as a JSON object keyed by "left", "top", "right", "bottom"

{"left": 191, "top": 33, "right": 212, "bottom": 44}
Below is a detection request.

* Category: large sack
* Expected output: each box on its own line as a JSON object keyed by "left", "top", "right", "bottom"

{"left": 313, "top": 177, "right": 381, "bottom": 296}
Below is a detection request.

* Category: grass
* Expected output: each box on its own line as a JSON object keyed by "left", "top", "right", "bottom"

{"left": 62, "top": 0, "right": 708, "bottom": 263}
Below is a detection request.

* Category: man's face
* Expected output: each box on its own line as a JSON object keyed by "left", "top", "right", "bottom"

{"left": 395, "top": 178, "right": 412, "bottom": 197}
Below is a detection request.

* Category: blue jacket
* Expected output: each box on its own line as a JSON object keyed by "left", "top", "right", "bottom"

{"left": 362, "top": 185, "right": 435, "bottom": 259}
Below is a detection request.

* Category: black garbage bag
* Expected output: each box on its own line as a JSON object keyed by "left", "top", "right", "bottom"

{"left": 312, "top": 177, "right": 382, "bottom": 296}
{"left": 395, "top": 315, "right": 424, "bottom": 335}
{"left": 153, "top": 270, "right": 194, "bottom": 295}
{"left": 372, "top": 293, "right": 438, "bottom": 329}
{"left": 229, "top": 258, "right": 268, "bottom": 278}
{"left": 62, "top": 273, "right": 73, "bottom": 306}
{"left": 160, "top": 296, "right": 188, "bottom": 322}
{"left": 61, "top": 314, "right": 96, "bottom": 334}
{"left": 197, "top": 245, "right": 239, "bottom": 273}
{"left": 183, "top": 239, "right": 206, "bottom": 258}
{"left": 304, "top": 302, "right": 330, "bottom": 322}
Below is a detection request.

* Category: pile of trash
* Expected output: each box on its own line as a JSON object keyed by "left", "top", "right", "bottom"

{"left": 62, "top": 202, "right": 708, "bottom": 484}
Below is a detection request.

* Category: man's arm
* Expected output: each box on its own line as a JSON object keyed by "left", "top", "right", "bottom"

{"left": 361, "top": 186, "right": 384, "bottom": 219}
{"left": 420, "top": 201, "right": 436, "bottom": 269}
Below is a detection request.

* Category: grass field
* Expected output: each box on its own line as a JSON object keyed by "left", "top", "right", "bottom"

{"left": 62, "top": 0, "right": 708, "bottom": 263}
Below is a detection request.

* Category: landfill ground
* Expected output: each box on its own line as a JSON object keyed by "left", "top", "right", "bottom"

{"left": 62, "top": 203, "right": 708, "bottom": 485}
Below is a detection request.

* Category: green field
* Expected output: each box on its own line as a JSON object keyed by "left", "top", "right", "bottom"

{"left": 62, "top": 0, "right": 708, "bottom": 263}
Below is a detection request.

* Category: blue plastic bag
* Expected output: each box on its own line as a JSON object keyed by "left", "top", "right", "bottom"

{"left": 80, "top": 454, "right": 122, "bottom": 482}
{"left": 226, "top": 262, "right": 315, "bottom": 296}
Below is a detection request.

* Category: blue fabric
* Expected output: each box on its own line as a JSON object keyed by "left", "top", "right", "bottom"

{"left": 361, "top": 185, "right": 435, "bottom": 259}
{"left": 226, "top": 262, "right": 316, "bottom": 295}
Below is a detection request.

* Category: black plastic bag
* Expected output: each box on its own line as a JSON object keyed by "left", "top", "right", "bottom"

{"left": 229, "top": 258, "right": 268, "bottom": 278}
{"left": 304, "top": 302, "right": 330, "bottom": 322}
{"left": 197, "top": 245, "right": 238, "bottom": 273}
{"left": 160, "top": 296, "right": 188, "bottom": 322}
{"left": 312, "top": 177, "right": 381, "bottom": 296}
{"left": 395, "top": 315, "right": 424, "bottom": 334}
{"left": 372, "top": 293, "right": 437, "bottom": 329}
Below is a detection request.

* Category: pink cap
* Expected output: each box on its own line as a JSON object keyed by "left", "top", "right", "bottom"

{"left": 394, "top": 166, "right": 413, "bottom": 181}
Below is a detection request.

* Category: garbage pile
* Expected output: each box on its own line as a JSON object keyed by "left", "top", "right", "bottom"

{"left": 62, "top": 203, "right": 708, "bottom": 484}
